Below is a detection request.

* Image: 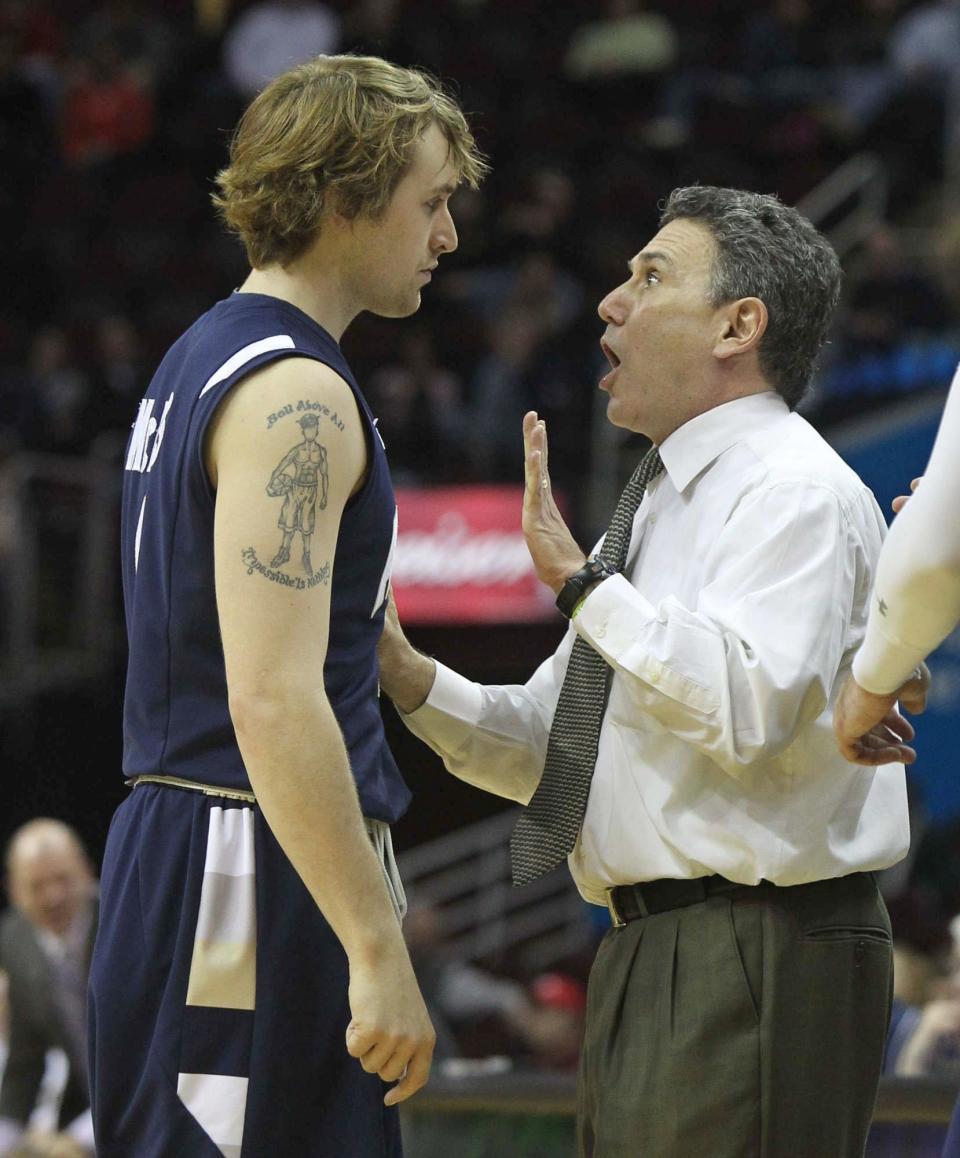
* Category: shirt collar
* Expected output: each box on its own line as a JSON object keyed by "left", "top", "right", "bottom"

{"left": 657, "top": 391, "right": 789, "bottom": 493}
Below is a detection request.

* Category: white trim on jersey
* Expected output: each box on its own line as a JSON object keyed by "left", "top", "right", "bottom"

{"left": 134, "top": 495, "right": 147, "bottom": 572}
{"left": 198, "top": 335, "right": 296, "bottom": 398}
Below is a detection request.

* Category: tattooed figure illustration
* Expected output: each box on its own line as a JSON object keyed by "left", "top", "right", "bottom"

{"left": 266, "top": 413, "right": 329, "bottom": 575}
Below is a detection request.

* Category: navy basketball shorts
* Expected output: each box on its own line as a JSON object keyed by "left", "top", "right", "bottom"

{"left": 88, "top": 783, "right": 403, "bottom": 1157}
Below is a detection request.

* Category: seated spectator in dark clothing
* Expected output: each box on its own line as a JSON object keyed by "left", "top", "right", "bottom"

{"left": 0, "top": 821, "right": 98, "bottom": 1158}
{"left": 844, "top": 224, "right": 954, "bottom": 354}
{"left": 88, "top": 313, "right": 146, "bottom": 440}
{"left": 75, "top": 0, "right": 179, "bottom": 92}
{"left": 365, "top": 327, "right": 468, "bottom": 485}
{"left": 17, "top": 328, "right": 94, "bottom": 456}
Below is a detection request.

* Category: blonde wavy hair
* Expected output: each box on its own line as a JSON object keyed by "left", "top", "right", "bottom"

{"left": 212, "top": 54, "right": 489, "bottom": 268}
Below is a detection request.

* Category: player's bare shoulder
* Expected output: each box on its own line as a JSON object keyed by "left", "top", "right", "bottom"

{"left": 207, "top": 356, "right": 366, "bottom": 593}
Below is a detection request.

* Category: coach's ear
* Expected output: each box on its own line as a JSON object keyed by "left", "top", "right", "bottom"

{"left": 713, "top": 297, "right": 767, "bottom": 362}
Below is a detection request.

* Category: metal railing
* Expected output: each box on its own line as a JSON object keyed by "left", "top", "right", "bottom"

{"left": 796, "top": 151, "right": 889, "bottom": 259}
{"left": 397, "top": 810, "right": 593, "bottom": 972}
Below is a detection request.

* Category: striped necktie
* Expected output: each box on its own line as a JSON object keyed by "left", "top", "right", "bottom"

{"left": 510, "top": 447, "right": 664, "bottom": 886}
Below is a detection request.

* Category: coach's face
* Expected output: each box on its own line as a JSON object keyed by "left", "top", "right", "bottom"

{"left": 597, "top": 218, "right": 727, "bottom": 444}
{"left": 343, "top": 122, "right": 459, "bottom": 319}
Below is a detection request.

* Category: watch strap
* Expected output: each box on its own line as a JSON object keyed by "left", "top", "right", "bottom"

{"left": 555, "top": 557, "right": 618, "bottom": 618}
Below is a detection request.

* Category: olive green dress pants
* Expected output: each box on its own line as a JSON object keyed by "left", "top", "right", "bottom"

{"left": 577, "top": 873, "right": 892, "bottom": 1158}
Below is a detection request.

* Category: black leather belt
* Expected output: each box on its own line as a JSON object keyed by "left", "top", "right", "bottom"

{"left": 607, "top": 875, "right": 761, "bottom": 928}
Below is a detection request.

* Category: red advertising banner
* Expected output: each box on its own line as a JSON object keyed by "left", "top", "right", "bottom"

{"left": 392, "top": 485, "right": 559, "bottom": 624}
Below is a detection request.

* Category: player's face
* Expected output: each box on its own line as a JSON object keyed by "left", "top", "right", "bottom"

{"left": 344, "top": 122, "right": 459, "bottom": 318}
{"left": 597, "top": 218, "right": 724, "bottom": 444}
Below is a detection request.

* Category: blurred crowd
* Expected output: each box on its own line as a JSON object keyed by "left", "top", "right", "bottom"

{"left": 0, "top": 0, "right": 959, "bottom": 504}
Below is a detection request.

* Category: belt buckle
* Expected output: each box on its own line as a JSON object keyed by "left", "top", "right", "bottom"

{"left": 606, "top": 887, "right": 626, "bottom": 929}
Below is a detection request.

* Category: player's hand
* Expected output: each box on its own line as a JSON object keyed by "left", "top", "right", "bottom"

{"left": 521, "top": 411, "right": 586, "bottom": 593}
{"left": 892, "top": 476, "right": 921, "bottom": 514}
{"left": 833, "top": 666, "right": 930, "bottom": 765}
{"left": 345, "top": 950, "right": 436, "bottom": 1106}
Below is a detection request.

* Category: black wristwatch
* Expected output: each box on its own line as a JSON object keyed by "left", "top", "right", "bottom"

{"left": 556, "top": 557, "right": 618, "bottom": 618}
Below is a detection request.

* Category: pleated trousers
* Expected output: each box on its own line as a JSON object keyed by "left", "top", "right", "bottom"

{"left": 577, "top": 872, "right": 893, "bottom": 1158}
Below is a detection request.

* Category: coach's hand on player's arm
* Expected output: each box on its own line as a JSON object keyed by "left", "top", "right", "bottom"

{"left": 521, "top": 411, "right": 587, "bottom": 593}
{"left": 376, "top": 590, "right": 436, "bottom": 715}
{"left": 346, "top": 948, "right": 436, "bottom": 1105}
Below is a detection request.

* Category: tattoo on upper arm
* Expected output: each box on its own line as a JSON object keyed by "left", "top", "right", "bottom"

{"left": 240, "top": 401, "right": 347, "bottom": 588}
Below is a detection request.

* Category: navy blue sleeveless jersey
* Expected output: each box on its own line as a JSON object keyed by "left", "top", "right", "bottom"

{"left": 119, "top": 292, "right": 410, "bottom": 823}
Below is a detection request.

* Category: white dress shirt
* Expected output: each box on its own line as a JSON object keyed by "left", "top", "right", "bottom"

{"left": 854, "top": 362, "right": 960, "bottom": 693}
{"left": 403, "top": 392, "right": 909, "bottom": 905}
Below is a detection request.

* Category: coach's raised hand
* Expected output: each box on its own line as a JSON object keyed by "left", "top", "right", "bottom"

{"left": 521, "top": 411, "right": 586, "bottom": 593}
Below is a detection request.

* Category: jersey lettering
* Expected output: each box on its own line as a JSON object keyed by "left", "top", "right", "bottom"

{"left": 126, "top": 393, "right": 175, "bottom": 473}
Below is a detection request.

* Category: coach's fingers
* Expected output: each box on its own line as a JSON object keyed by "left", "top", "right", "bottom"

{"left": 384, "top": 1041, "right": 433, "bottom": 1106}
{"left": 892, "top": 477, "right": 922, "bottom": 514}
{"left": 523, "top": 411, "right": 549, "bottom": 498}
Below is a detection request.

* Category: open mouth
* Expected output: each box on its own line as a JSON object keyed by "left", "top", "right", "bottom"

{"left": 601, "top": 339, "right": 621, "bottom": 371}
{"left": 599, "top": 339, "right": 621, "bottom": 390}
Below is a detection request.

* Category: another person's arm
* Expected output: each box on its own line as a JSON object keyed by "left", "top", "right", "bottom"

{"left": 835, "top": 364, "right": 960, "bottom": 762}
{"left": 209, "top": 357, "right": 434, "bottom": 1105}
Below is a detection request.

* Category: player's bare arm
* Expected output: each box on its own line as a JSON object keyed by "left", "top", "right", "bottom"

{"left": 207, "top": 356, "right": 435, "bottom": 1105}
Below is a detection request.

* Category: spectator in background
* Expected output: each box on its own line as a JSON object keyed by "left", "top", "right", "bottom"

{"left": 564, "top": 0, "right": 678, "bottom": 85}
{"left": 0, "top": 820, "right": 97, "bottom": 1158}
{"left": 404, "top": 903, "right": 532, "bottom": 1060}
{"left": 75, "top": 0, "right": 178, "bottom": 92}
{"left": 61, "top": 34, "right": 153, "bottom": 170}
{"left": 889, "top": 0, "right": 960, "bottom": 90}
{"left": 88, "top": 315, "right": 145, "bottom": 440}
{"left": 739, "top": 0, "right": 828, "bottom": 112}
{"left": 222, "top": 0, "right": 340, "bottom": 98}
{"left": 523, "top": 973, "right": 586, "bottom": 1071}
{"left": 826, "top": 0, "right": 904, "bottom": 136}
{"left": 842, "top": 224, "right": 953, "bottom": 356}
{"left": 465, "top": 314, "right": 545, "bottom": 480}
{"left": 18, "top": 328, "right": 92, "bottom": 456}
{"left": 0, "top": 25, "right": 53, "bottom": 207}
{"left": 366, "top": 327, "right": 467, "bottom": 485}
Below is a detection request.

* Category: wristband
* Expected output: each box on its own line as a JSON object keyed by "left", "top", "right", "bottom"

{"left": 556, "top": 557, "right": 618, "bottom": 618}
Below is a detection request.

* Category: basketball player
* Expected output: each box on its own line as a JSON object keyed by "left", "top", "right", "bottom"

{"left": 88, "top": 55, "right": 487, "bottom": 1157}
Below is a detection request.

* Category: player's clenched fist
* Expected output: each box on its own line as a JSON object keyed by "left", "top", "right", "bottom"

{"left": 346, "top": 953, "right": 436, "bottom": 1106}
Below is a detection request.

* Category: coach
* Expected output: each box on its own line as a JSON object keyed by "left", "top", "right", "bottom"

{"left": 378, "top": 185, "right": 916, "bottom": 1157}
